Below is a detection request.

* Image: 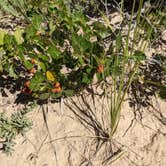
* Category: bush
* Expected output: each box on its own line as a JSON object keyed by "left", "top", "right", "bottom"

{"left": 0, "top": 1, "right": 115, "bottom": 100}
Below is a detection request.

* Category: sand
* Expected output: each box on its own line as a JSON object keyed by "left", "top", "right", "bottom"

{"left": 0, "top": 86, "right": 166, "bottom": 166}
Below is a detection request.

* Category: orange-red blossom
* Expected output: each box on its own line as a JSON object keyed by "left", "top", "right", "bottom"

{"left": 51, "top": 82, "right": 62, "bottom": 93}
{"left": 97, "top": 64, "right": 104, "bottom": 73}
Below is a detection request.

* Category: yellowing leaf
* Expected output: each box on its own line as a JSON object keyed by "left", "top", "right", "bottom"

{"left": 46, "top": 71, "right": 55, "bottom": 81}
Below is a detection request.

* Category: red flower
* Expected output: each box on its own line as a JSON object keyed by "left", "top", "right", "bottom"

{"left": 51, "top": 86, "right": 62, "bottom": 93}
{"left": 97, "top": 64, "right": 104, "bottom": 73}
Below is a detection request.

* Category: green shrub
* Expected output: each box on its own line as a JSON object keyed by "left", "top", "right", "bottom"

{"left": 0, "top": 0, "right": 114, "bottom": 100}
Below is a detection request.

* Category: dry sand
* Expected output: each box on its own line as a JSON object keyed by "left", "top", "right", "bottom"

{"left": 0, "top": 86, "right": 166, "bottom": 166}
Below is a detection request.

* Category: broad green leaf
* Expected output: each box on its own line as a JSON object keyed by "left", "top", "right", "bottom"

{"left": 39, "top": 93, "right": 50, "bottom": 100}
{"left": 38, "top": 54, "right": 50, "bottom": 61}
{"left": 78, "top": 57, "right": 84, "bottom": 65}
{"left": 51, "top": 92, "right": 62, "bottom": 99}
{"left": 29, "top": 81, "right": 40, "bottom": 91}
{"left": 160, "top": 16, "right": 166, "bottom": 26}
{"left": 39, "top": 62, "right": 46, "bottom": 72}
{"left": 82, "top": 74, "right": 91, "bottom": 84}
{"left": 51, "top": 29, "right": 65, "bottom": 46}
{"left": 86, "top": 67, "right": 92, "bottom": 74}
{"left": 49, "top": 20, "right": 56, "bottom": 34}
{"left": 96, "top": 72, "right": 103, "bottom": 81}
{"left": 64, "top": 90, "right": 74, "bottom": 96}
{"left": 3, "top": 63, "right": 10, "bottom": 72}
{"left": 72, "top": 34, "right": 92, "bottom": 53}
{"left": 93, "top": 21, "right": 107, "bottom": 32}
{"left": 35, "top": 72, "right": 45, "bottom": 82}
{"left": 23, "top": 60, "right": 33, "bottom": 70}
{"left": 47, "top": 46, "right": 61, "bottom": 59}
{"left": 29, "top": 72, "right": 45, "bottom": 91}
{"left": 14, "top": 27, "right": 24, "bottom": 44}
{"left": 111, "top": 65, "right": 122, "bottom": 76}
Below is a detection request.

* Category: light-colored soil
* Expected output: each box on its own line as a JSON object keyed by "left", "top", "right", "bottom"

{"left": 0, "top": 87, "right": 166, "bottom": 166}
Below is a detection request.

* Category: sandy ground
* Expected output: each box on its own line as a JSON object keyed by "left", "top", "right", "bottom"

{"left": 0, "top": 86, "right": 166, "bottom": 166}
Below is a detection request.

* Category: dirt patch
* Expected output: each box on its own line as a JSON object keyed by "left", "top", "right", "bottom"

{"left": 0, "top": 86, "right": 166, "bottom": 166}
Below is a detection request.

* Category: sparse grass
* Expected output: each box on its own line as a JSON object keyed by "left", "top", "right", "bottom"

{"left": 98, "top": 0, "right": 166, "bottom": 137}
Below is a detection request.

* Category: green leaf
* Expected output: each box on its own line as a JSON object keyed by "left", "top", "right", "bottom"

{"left": 38, "top": 54, "right": 50, "bottom": 61}
{"left": 47, "top": 46, "right": 61, "bottom": 59}
{"left": 3, "top": 34, "right": 17, "bottom": 52}
{"left": 3, "top": 63, "right": 10, "bottom": 72}
{"left": 72, "top": 34, "right": 92, "bottom": 53}
{"left": 51, "top": 29, "right": 65, "bottom": 46}
{"left": 39, "top": 93, "right": 50, "bottom": 100}
{"left": 17, "top": 46, "right": 25, "bottom": 61}
{"left": 9, "top": 66, "right": 18, "bottom": 79}
{"left": 78, "top": 57, "right": 84, "bottom": 65}
{"left": 82, "top": 74, "right": 91, "bottom": 84}
{"left": 34, "top": 72, "right": 45, "bottom": 82}
{"left": 25, "top": 26, "right": 36, "bottom": 39}
{"left": 64, "top": 90, "right": 74, "bottom": 96}
{"left": 116, "top": 32, "right": 122, "bottom": 51}
{"left": 160, "top": 16, "right": 166, "bottom": 26}
{"left": 86, "top": 67, "right": 92, "bottom": 74}
{"left": 23, "top": 60, "right": 33, "bottom": 70}
{"left": 111, "top": 65, "right": 122, "bottom": 76}
{"left": 132, "top": 51, "right": 146, "bottom": 62}
{"left": 31, "top": 14, "right": 42, "bottom": 29}
{"left": 96, "top": 72, "right": 103, "bottom": 81}
{"left": 39, "top": 62, "right": 46, "bottom": 72}
{"left": 51, "top": 92, "right": 62, "bottom": 99}
{"left": 93, "top": 21, "right": 108, "bottom": 33}
{"left": 92, "top": 21, "right": 111, "bottom": 38}
{"left": 0, "top": 30, "right": 7, "bottom": 45}
{"left": 14, "top": 27, "right": 24, "bottom": 44}
{"left": 29, "top": 72, "right": 45, "bottom": 91}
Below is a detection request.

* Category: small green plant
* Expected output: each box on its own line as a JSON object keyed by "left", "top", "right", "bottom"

{"left": 0, "top": 103, "right": 34, "bottom": 154}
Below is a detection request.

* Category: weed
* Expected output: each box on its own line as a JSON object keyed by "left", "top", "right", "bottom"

{"left": 0, "top": 102, "right": 35, "bottom": 154}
